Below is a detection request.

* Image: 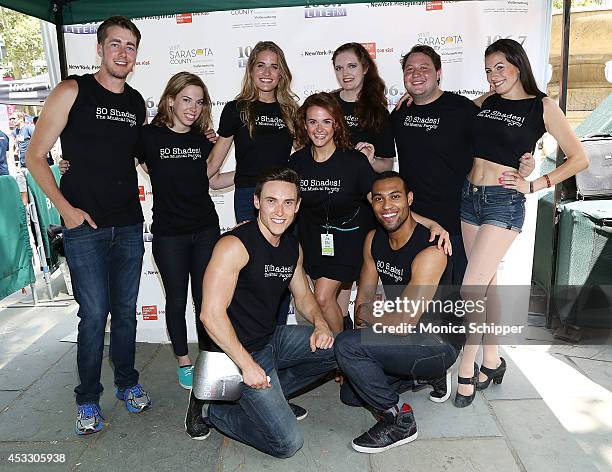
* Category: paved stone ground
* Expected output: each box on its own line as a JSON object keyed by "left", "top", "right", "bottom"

{"left": 1, "top": 279, "right": 611, "bottom": 472}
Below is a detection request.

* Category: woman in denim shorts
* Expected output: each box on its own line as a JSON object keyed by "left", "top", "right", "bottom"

{"left": 454, "top": 39, "right": 588, "bottom": 408}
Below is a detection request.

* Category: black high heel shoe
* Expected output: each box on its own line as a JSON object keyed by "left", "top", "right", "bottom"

{"left": 453, "top": 362, "right": 478, "bottom": 408}
{"left": 476, "top": 357, "right": 506, "bottom": 391}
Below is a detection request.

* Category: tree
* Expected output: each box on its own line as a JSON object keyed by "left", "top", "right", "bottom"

{"left": 553, "top": 0, "right": 604, "bottom": 10}
{"left": 0, "top": 7, "right": 46, "bottom": 79}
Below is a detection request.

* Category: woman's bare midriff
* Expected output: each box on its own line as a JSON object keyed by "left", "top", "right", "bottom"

{"left": 467, "top": 157, "right": 516, "bottom": 186}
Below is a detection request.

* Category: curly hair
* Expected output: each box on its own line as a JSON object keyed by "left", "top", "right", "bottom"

{"left": 296, "top": 92, "right": 352, "bottom": 151}
{"left": 235, "top": 41, "right": 299, "bottom": 138}
{"left": 332, "top": 43, "right": 388, "bottom": 133}
{"left": 151, "top": 71, "right": 212, "bottom": 134}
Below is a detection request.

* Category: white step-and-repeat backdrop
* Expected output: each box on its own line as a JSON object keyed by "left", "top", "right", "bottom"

{"left": 64, "top": 0, "right": 552, "bottom": 342}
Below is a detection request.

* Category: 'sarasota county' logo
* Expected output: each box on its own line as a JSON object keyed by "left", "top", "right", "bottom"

{"left": 168, "top": 45, "right": 213, "bottom": 65}
{"left": 416, "top": 33, "right": 464, "bottom": 50}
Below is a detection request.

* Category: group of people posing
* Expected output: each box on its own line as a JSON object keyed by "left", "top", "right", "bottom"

{"left": 25, "top": 16, "right": 587, "bottom": 456}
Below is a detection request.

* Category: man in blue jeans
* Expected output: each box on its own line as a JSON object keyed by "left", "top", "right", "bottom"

{"left": 335, "top": 172, "right": 465, "bottom": 453}
{"left": 25, "top": 16, "right": 150, "bottom": 435}
{"left": 186, "top": 168, "right": 336, "bottom": 458}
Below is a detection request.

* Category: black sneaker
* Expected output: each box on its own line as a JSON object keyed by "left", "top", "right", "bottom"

{"left": 185, "top": 391, "right": 211, "bottom": 440}
{"left": 289, "top": 402, "right": 308, "bottom": 421}
{"left": 428, "top": 369, "right": 452, "bottom": 403}
{"left": 412, "top": 369, "right": 451, "bottom": 403}
{"left": 351, "top": 403, "right": 418, "bottom": 454}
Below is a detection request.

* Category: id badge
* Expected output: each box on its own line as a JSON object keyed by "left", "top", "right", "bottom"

{"left": 321, "top": 233, "right": 334, "bottom": 256}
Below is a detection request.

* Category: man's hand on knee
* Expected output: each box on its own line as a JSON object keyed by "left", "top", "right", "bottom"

{"left": 242, "top": 361, "right": 271, "bottom": 389}
{"left": 309, "top": 325, "right": 334, "bottom": 352}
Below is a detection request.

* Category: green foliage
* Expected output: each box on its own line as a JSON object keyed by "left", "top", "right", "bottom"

{"left": 552, "top": 0, "right": 605, "bottom": 10}
{"left": 0, "top": 7, "right": 46, "bottom": 79}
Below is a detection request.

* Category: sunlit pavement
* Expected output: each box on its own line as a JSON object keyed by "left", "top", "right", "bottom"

{"left": 1, "top": 278, "right": 611, "bottom": 472}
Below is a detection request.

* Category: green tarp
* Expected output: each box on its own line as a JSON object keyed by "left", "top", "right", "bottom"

{"left": 0, "top": 175, "right": 35, "bottom": 299}
{"left": 0, "top": 1, "right": 400, "bottom": 25}
{"left": 574, "top": 93, "right": 612, "bottom": 137}
{"left": 532, "top": 93, "right": 612, "bottom": 291}
{"left": 25, "top": 165, "right": 62, "bottom": 270}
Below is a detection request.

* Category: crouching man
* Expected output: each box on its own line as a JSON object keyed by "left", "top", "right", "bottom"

{"left": 335, "top": 171, "right": 465, "bottom": 453}
{"left": 185, "top": 168, "right": 337, "bottom": 458}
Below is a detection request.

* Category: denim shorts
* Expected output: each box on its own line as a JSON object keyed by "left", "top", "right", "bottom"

{"left": 460, "top": 179, "right": 526, "bottom": 233}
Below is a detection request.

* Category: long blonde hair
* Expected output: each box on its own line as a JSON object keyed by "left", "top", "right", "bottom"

{"left": 236, "top": 41, "right": 298, "bottom": 137}
{"left": 151, "top": 72, "right": 212, "bottom": 134}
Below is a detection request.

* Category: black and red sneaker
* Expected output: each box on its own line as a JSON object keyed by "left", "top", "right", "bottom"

{"left": 351, "top": 403, "right": 418, "bottom": 453}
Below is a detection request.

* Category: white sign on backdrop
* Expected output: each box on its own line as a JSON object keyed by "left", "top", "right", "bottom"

{"left": 63, "top": 0, "right": 552, "bottom": 342}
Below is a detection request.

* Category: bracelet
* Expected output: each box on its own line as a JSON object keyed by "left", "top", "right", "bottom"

{"left": 544, "top": 174, "right": 551, "bottom": 188}
{"left": 529, "top": 181, "right": 534, "bottom": 194}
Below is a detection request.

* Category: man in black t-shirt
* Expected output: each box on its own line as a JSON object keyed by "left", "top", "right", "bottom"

{"left": 26, "top": 16, "right": 150, "bottom": 436}
{"left": 185, "top": 168, "right": 336, "bottom": 458}
{"left": 335, "top": 172, "right": 462, "bottom": 454}
{"left": 391, "top": 46, "right": 477, "bottom": 286}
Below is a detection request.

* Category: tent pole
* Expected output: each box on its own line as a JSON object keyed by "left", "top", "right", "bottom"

{"left": 557, "top": 0, "right": 571, "bottom": 117}
{"left": 546, "top": 0, "right": 571, "bottom": 329}
{"left": 54, "top": 1, "right": 68, "bottom": 79}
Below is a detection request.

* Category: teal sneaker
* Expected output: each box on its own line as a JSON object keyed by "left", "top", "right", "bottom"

{"left": 178, "top": 365, "right": 194, "bottom": 389}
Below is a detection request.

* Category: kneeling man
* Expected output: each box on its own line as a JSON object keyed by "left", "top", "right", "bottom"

{"left": 335, "top": 171, "right": 465, "bottom": 453}
{"left": 186, "top": 168, "right": 336, "bottom": 458}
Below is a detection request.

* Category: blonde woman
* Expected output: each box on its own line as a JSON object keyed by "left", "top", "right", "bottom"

{"left": 207, "top": 41, "right": 299, "bottom": 223}
{"left": 138, "top": 72, "right": 233, "bottom": 391}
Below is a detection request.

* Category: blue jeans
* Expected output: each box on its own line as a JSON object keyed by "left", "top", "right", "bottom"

{"left": 460, "top": 179, "right": 526, "bottom": 233}
{"left": 335, "top": 329, "right": 458, "bottom": 412}
{"left": 233, "top": 186, "right": 257, "bottom": 223}
{"left": 63, "top": 223, "right": 144, "bottom": 405}
{"left": 207, "top": 325, "right": 337, "bottom": 458}
{"left": 448, "top": 233, "right": 468, "bottom": 286}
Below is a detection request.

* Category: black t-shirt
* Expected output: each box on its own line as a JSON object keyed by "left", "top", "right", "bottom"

{"left": 333, "top": 92, "right": 396, "bottom": 159}
{"left": 136, "top": 124, "right": 219, "bottom": 236}
{"left": 391, "top": 92, "right": 478, "bottom": 236}
{"left": 473, "top": 92, "right": 547, "bottom": 169}
{"left": 371, "top": 223, "right": 463, "bottom": 348}
{"left": 290, "top": 146, "right": 375, "bottom": 282}
{"left": 218, "top": 221, "right": 299, "bottom": 352}
{"left": 217, "top": 100, "right": 293, "bottom": 188}
{"left": 60, "top": 74, "right": 145, "bottom": 228}
{"left": 372, "top": 223, "right": 438, "bottom": 292}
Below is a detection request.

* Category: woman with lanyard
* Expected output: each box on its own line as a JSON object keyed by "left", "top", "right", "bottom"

{"left": 207, "top": 41, "right": 298, "bottom": 224}
{"left": 290, "top": 93, "right": 450, "bottom": 333}
{"left": 61, "top": 72, "right": 232, "bottom": 390}
{"left": 331, "top": 42, "right": 396, "bottom": 328}
{"left": 454, "top": 39, "right": 587, "bottom": 407}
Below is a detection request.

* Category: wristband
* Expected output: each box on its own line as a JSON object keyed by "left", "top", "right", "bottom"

{"left": 529, "top": 181, "right": 534, "bottom": 194}
{"left": 544, "top": 174, "right": 551, "bottom": 188}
